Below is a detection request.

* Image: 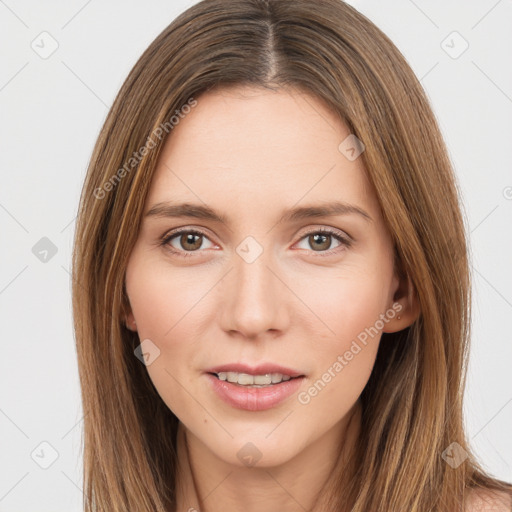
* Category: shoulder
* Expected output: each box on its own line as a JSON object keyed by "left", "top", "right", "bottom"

{"left": 465, "top": 488, "right": 512, "bottom": 512}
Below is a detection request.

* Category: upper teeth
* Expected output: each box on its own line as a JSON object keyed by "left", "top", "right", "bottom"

{"left": 217, "top": 372, "right": 292, "bottom": 386}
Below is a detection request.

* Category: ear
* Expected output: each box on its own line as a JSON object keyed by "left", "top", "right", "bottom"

{"left": 124, "top": 310, "right": 137, "bottom": 332}
{"left": 121, "top": 289, "right": 137, "bottom": 332}
{"left": 383, "top": 267, "right": 420, "bottom": 334}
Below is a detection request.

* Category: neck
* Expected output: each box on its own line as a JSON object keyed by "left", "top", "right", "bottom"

{"left": 175, "top": 400, "right": 362, "bottom": 512}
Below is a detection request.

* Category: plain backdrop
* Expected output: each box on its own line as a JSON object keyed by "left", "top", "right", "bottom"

{"left": 0, "top": 0, "right": 511, "bottom": 510}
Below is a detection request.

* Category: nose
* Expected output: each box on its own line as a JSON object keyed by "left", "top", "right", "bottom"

{"left": 219, "top": 247, "right": 290, "bottom": 340}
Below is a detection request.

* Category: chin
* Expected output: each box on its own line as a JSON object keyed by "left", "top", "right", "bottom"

{"left": 199, "top": 428, "right": 306, "bottom": 469}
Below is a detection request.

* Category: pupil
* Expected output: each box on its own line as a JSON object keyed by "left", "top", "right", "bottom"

{"left": 311, "top": 233, "right": 330, "bottom": 251}
{"left": 182, "top": 233, "right": 201, "bottom": 250}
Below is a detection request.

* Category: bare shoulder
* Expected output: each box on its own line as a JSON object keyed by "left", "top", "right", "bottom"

{"left": 465, "top": 488, "right": 512, "bottom": 512}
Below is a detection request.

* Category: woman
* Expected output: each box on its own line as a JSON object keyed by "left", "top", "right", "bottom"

{"left": 71, "top": 0, "right": 512, "bottom": 510}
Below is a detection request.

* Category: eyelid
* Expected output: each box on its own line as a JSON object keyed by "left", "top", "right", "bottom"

{"left": 294, "top": 225, "right": 352, "bottom": 243}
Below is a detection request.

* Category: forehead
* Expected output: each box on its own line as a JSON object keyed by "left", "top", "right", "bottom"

{"left": 146, "top": 86, "right": 376, "bottom": 219}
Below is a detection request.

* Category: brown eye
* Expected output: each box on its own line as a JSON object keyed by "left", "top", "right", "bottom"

{"left": 294, "top": 228, "right": 351, "bottom": 255}
{"left": 161, "top": 229, "right": 215, "bottom": 256}
{"left": 308, "top": 233, "right": 332, "bottom": 251}
{"left": 179, "top": 232, "right": 203, "bottom": 251}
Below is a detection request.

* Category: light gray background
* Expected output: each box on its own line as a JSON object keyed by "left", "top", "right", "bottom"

{"left": 1, "top": 1, "right": 511, "bottom": 510}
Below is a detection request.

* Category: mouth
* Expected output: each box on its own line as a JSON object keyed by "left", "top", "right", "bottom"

{"left": 209, "top": 371, "right": 302, "bottom": 387}
{"left": 204, "top": 364, "right": 306, "bottom": 411}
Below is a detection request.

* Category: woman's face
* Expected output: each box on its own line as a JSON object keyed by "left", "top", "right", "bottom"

{"left": 125, "top": 86, "right": 407, "bottom": 467}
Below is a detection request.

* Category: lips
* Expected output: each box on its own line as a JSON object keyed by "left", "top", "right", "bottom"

{"left": 204, "top": 363, "right": 305, "bottom": 411}
{"left": 204, "top": 363, "right": 304, "bottom": 378}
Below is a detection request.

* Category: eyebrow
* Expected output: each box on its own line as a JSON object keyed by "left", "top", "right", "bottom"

{"left": 145, "top": 200, "right": 373, "bottom": 224}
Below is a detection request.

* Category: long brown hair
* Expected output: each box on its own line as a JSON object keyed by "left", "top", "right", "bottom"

{"left": 71, "top": 0, "right": 512, "bottom": 510}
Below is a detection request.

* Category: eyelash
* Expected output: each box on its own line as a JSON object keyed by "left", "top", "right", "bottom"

{"left": 159, "top": 227, "right": 352, "bottom": 259}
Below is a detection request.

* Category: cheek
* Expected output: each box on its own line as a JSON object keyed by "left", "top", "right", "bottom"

{"left": 297, "top": 265, "right": 391, "bottom": 349}
{"left": 294, "top": 268, "right": 390, "bottom": 407}
{"left": 126, "top": 256, "right": 210, "bottom": 341}
{"left": 125, "top": 257, "right": 213, "bottom": 413}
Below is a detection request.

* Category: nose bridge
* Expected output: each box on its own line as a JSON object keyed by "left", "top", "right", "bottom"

{"left": 222, "top": 240, "right": 286, "bottom": 338}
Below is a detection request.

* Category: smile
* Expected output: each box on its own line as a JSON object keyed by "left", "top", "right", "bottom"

{"left": 205, "top": 368, "right": 305, "bottom": 411}
{"left": 214, "top": 371, "right": 294, "bottom": 387}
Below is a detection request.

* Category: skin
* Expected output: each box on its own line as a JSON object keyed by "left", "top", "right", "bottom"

{"left": 124, "top": 85, "right": 419, "bottom": 511}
